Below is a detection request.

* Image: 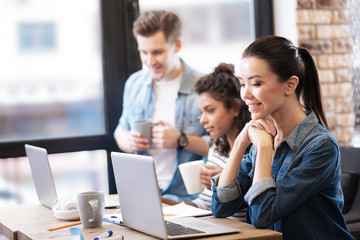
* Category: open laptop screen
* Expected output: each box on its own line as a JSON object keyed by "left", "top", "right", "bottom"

{"left": 25, "top": 144, "right": 58, "bottom": 208}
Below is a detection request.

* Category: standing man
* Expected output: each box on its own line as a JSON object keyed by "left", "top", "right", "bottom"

{"left": 114, "top": 10, "right": 209, "bottom": 201}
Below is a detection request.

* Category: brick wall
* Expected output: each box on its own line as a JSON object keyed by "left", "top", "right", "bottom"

{"left": 297, "top": 0, "right": 354, "bottom": 146}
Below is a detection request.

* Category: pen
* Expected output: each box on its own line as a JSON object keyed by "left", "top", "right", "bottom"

{"left": 94, "top": 230, "right": 113, "bottom": 240}
{"left": 163, "top": 213, "right": 175, "bottom": 216}
{"left": 103, "top": 217, "right": 124, "bottom": 226}
{"left": 48, "top": 221, "right": 82, "bottom": 231}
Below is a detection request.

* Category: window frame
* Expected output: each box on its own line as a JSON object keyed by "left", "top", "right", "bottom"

{"left": 0, "top": 0, "right": 272, "bottom": 194}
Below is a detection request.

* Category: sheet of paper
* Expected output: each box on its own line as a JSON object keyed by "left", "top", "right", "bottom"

{"left": 162, "top": 202, "right": 212, "bottom": 219}
{"left": 104, "top": 202, "right": 212, "bottom": 222}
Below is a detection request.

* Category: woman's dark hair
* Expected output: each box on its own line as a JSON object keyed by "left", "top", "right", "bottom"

{"left": 242, "top": 35, "right": 328, "bottom": 128}
{"left": 195, "top": 63, "right": 251, "bottom": 157}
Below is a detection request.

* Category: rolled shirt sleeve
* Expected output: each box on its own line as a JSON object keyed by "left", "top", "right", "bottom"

{"left": 211, "top": 174, "right": 242, "bottom": 203}
{"left": 244, "top": 177, "right": 276, "bottom": 205}
{"left": 211, "top": 174, "right": 276, "bottom": 206}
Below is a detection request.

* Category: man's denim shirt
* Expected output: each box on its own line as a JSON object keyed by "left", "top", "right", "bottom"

{"left": 211, "top": 111, "right": 355, "bottom": 240}
{"left": 114, "top": 60, "right": 208, "bottom": 202}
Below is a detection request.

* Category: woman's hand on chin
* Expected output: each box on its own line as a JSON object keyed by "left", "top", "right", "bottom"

{"left": 248, "top": 118, "right": 276, "bottom": 149}
{"left": 235, "top": 119, "right": 276, "bottom": 146}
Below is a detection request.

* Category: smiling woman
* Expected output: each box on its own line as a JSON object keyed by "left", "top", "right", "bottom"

{"left": 212, "top": 36, "right": 355, "bottom": 240}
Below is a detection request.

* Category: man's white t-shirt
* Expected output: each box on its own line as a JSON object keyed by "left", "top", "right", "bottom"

{"left": 149, "top": 74, "right": 182, "bottom": 189}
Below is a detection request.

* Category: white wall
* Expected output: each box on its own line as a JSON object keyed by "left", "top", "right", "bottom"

{"left": 272, "top": 0, "right": 298, "bottom": 46}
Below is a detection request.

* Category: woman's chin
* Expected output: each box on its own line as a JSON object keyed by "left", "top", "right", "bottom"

{"left": 251, "top": 113, "right": 268, "bottom": 120}
{"left": 209, "top": 132, "right": 222, "bottom": 138}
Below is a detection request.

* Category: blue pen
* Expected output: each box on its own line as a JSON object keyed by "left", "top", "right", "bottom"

{"left": 103, "top": 217, "right": 124, "bottom": 226}
{"left": 94, "top": 230, "right": 113, "bottom": 240}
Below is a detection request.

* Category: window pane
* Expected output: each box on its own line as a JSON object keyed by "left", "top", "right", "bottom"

{"left": 18, "top": 22, "right": 56, "bottom": 51}
{"left": 0, "top": 0, "right": 104, "bottom": 142}
{"left": 139, "top": 0, "right": 255, "bottom": 73}
{"left": 0, "top": 150, "right": 108, "bottom": 205}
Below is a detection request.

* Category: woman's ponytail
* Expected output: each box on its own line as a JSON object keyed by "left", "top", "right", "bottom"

{"left": 298, "top": 47, "right": 328, "bottom": 128}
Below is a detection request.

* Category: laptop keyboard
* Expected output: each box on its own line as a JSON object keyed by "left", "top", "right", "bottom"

{"left": 165, "top": 220, "right": 205, "bottom": 236}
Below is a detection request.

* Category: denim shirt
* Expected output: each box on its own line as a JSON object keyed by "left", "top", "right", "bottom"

{"left": 211, "top": 111, "right": 355, "bottom": 240}
{"left": 114, "top": 60, "right": 208, "bottom": 201}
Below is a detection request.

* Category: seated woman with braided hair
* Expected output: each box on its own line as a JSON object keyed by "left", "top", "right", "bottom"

{"left": 161, "top": 62, "right": 251, "bottom": 211}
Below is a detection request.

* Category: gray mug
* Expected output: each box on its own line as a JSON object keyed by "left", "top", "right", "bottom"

{"left": 77, "top": 191, "right": 104, "bottom": 228}
{"left": 133, "top": 119, "right": 152, "bottom": 144}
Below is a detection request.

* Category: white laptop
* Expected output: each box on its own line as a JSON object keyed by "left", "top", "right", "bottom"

{"left": 25, "top": 144, "right": 58, "bottom": 208}
{"left": 25, "top": 144, "right": 119, "bottom": 209}
{"left": 111, "top": 152, "right": 240, "bottom": 239}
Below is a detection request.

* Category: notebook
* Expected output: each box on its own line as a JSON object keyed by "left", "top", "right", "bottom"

{"left": 25, "top": 144, "right": 119, "bottom": 209}
{"left": 111, "top": 152, "right": 240, "bottom": 239}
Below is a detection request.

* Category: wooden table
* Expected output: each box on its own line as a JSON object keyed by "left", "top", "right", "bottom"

{"left": 0, "top": 204, "right": 282, "bottom": 240}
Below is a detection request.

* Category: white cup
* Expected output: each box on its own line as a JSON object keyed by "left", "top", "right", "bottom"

{"left": 179, "top": 160, "right": 205, "bottom": 194}
{"left": 77, "top": 191, "right": 105, "bottom": 228}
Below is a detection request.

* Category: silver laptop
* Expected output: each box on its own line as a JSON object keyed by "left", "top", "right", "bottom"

{"left": 25, "top": 144, "right": 58, "bottom": 208}
{"left": 111, "top": 152, "right": 239, "bottom": 239}
{"left": 25, "top": 144, "right": 119, "bottom": 209}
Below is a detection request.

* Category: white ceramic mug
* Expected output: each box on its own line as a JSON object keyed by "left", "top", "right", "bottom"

{"left": 77, "top": 191, "right": 104, "bottom": 228}
{"left": 179, "top": 160, "right": 205, "bottom": 194}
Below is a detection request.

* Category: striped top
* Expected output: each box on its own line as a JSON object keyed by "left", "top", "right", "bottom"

{"left": 192, "top": 145, "right": 227, "bottom": 210}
